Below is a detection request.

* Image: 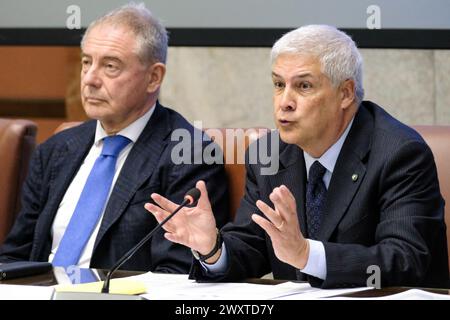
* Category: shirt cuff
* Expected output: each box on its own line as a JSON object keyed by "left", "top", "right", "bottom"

{"left": 300, "top": 239, "right": 327, "bottom": 280}
{"left": 199, "top": 242, "right": 228, "bottom": 274}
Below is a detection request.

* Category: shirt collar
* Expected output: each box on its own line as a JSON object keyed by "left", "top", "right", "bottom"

{"left": 94, "top": 104, "right": 156, "bottom": 146}
{"left": 304, "top": 116, "right": 354, "bottom": 179}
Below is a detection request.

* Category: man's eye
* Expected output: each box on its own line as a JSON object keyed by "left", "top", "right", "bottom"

{"left": 273, "top": 81, "right": 284, "bottom": 89}
{"left": 81, "top": 59, "right": 91, "bottom": 71}
{"left": 299, "top": 82, "right": 312, "bottom": 90}
{"left": 103, "top": 63, "right": 121, "bottom": 75}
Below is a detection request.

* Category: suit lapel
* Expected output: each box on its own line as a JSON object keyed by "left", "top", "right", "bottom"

{"left": 32, "top": 122, "right": 95, "bottom": 260}
{"left": 270, "top": 140, "right": 308, "bottom": 236}
{"left": 317, "top": 105, "right": 373, "bottom": 241}
{"left": 94, "top": 104, "right": 171, "bottom": 247}
{"left": 46, "top": 122, "right": 96, "bottom": 221}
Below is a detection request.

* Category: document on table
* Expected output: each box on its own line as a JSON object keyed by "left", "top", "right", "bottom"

{"left": 269, "top": 282, "right": 371, "bottom": 300}
{"left": 127, "top": 272, "right": 371, "bottom": 300}
{"left": 2, "top": 273, "right": 446, "bottom": 300}
{"left": 328, "top": 288, "right": 450, "bottom": 300}
{"left": 0, "top": 284, "right": 55, "bottom": 300}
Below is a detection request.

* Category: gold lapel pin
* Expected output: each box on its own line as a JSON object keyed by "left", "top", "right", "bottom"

{"left": 352, "top": 174, "right": 358, "bottom": 182}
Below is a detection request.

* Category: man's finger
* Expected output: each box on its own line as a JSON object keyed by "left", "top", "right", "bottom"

{"left": 151, "top": 193, "right": 179, "bottom": 212}
{"left": 145, "top": 203, "right": 170, "bottom": 219}
{"left": 144, "top": 203, "right": 178, "bottom": 231}
{"left": 196, "top": 180, "right": 211, "bottom": 209}
{"left": 252, "top": 214, "right": 278, "bottom": 239}
{"left": 269, "top": 189, "right": 295, "bottom": 223}
{"left": 256, "top": 200, "right": 283, "bottom": 228}
{"left": 164, "top": 232, "right": 186, "bottom": 245}
{"left": 279, "top": 185, "right": 297, "bottom": 212}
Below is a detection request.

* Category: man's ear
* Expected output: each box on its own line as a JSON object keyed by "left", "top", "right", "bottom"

{"left": 339, "top": 79, "right": 356, "bottom": 110}
{"left": 147, "top": 62, "right": 166, "bottom": 93}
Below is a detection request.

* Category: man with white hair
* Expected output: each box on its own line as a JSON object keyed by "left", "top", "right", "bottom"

{"left": 0, "top": 3, "right": 229, "bottom": 274}
{"left": 146, "top": 25, "right": 448, "bottom": 288}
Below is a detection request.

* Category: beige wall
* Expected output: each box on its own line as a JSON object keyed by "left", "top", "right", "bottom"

{"left": 0, "top": 46, "right": 448, "bottom": 143}
{"left": 160, "top": 47, "right": 450, "bottom": 129}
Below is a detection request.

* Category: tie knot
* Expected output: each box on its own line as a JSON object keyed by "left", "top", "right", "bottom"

{"left": 309, "top": 161, "right": 326, "bottom": 184}
{"left": 101, "top": 135, "right": 131, "bottom": 157}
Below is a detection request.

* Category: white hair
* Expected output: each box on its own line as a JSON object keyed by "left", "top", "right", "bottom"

{"left": 81, "top": 2, "right": 168, "bottom": 64}
{"left": 271, "top": 25, "right": 364, "bottom": 104}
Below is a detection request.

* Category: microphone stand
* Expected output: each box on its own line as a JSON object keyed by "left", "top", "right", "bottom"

{"left": 101, "top": 197, "right": 190, "bottom": 294}
{"left": 53, "top": 188, "right": 199, "bottom": 300}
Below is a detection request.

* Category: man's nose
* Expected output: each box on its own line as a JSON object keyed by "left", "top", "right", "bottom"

{"left": 279, "top": 87, "right": 296, "bottom": 112}
{"left": 82, "top": 65, "right": 102, "bottom": 88}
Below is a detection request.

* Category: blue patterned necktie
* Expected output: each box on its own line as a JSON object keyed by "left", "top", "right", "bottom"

{"left": 52, "top": 135, "right": 131, "bottom": 267}
{"left": 305, "top": 161, "right": 327, "bottom": 240}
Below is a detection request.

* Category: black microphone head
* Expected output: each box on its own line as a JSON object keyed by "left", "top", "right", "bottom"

{"left": 184, "top": 187, "right": 201, "bottom": 205}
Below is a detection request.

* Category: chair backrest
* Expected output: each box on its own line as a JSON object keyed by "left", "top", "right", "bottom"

{"left": 54, "top": 121, "right": 83, "bottom": 134}
{"left": 0, "top": 119, "right": 37, "bottom": 244}
{"left": 413, "top": 125, "right": 450, "bottom": 270}
{"left": 54, "top": 123, "right": 270, "bottom": 222}
{"left": 205, "top": 128, "right": 270, "bottom": 221}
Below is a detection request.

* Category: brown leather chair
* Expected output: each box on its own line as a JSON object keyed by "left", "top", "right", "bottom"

{"left": 0, "top": 119, "right": 37, "bottom": 244}
{"left": 54, "top": 121, "right": 83, "bottom": 133}
{"left": 413, "top": 125, "right": 450, "bottom": 271}
{"left": 205, "top": 128, "right": 270, "bottom": 221}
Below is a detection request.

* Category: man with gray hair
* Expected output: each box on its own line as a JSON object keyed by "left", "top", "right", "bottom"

{"left": 0, "top": 3, "right": 229, "bottom": 274}
{"left": 146, "top": 25, "right": 448, "bottom": 288}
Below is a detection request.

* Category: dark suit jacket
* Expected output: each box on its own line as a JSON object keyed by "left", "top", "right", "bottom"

{"left": 192, "top": 101, "right": 448, "bottom": 288}
{"left": 0, "top": 103, "right": 229, "bottom": 273}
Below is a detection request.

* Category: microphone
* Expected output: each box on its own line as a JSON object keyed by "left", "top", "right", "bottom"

{"left": 101, "top": 187, "right": 201, "bottom": 294}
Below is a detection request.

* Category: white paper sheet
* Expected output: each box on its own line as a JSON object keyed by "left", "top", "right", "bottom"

{"left": 0, "top": 272, "right": 445, "bottom": 300}
{"left": 130, "top": 272, "right": 371, "bottom": 300}
{"left": 0, "top": 284, "right": 55, "bottom": 300}
{"left": 270, "top": 282, "right": 371, "bottom": 299}
{"left": 328, "top": 288, "right": 450, "bottom": 300}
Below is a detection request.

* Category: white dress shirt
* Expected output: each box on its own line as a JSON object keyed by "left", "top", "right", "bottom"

{"left": 202, "top": 118, "right": 355, "bottom": 280}
{"left": 48, "top": 105, "right": 155, "bottom": 267}
{"left": 300, "top": 117, "right": 354, "bottom": 279}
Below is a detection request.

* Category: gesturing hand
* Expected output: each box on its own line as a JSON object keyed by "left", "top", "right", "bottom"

{"left": 144, "top": 180, "right": 218, "bottom": 256}
{"left": 252, "top": 185, "right": 309, "bottom": 269}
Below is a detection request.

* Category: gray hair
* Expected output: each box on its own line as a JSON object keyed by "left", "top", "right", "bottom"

{"left": 271, "top": 25, "right": 364, "bottom": 104}
{"left": 81, "top": 2, "right": 168, "bottom": 64}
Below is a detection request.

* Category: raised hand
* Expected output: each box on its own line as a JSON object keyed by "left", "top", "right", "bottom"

{"left": 252, "top": 185, "right": 309, "bottom": 269}
{"left": 144, "top": 180, "right": 219, "bottom": 256}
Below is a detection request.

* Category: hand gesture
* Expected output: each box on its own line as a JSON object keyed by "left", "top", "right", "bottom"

{"left": 252, "top": 185, "right": 309, "bottom": 269}
{"left": 144, "top": 180, "right": 218, "bottom": 256}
